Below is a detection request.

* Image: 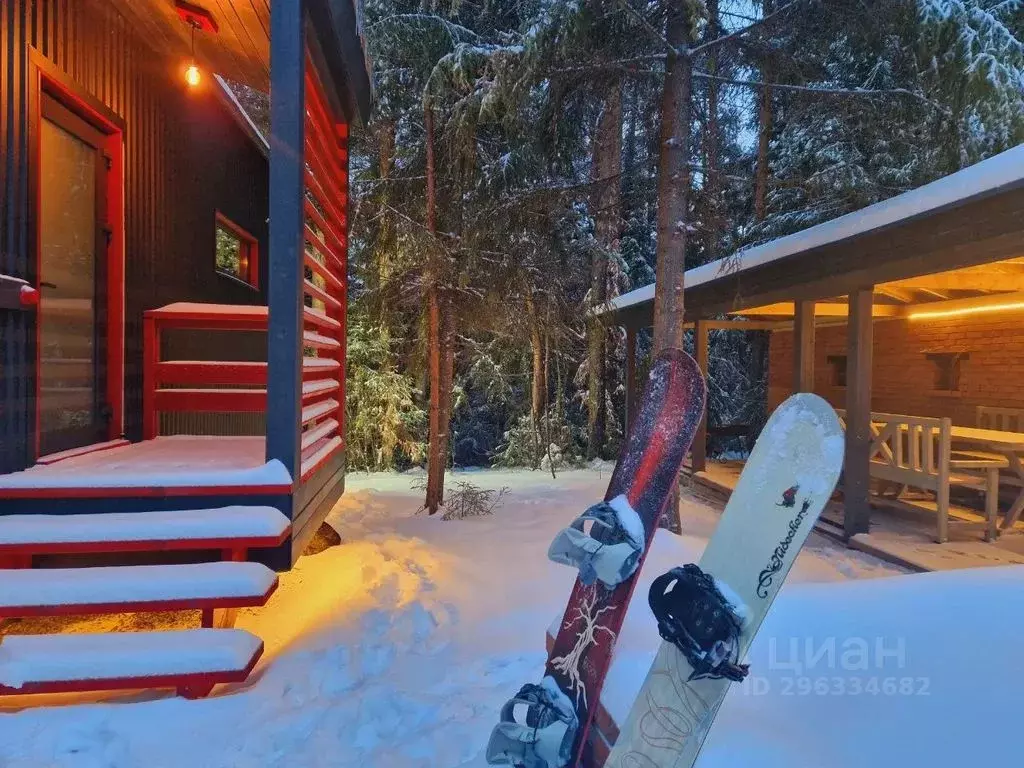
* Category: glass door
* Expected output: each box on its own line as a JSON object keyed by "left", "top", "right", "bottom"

{"left": 38, "top": 94, "right": 110, "bottom": 456}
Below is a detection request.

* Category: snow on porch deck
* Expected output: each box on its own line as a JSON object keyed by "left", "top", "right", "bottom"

{"left": 0, "top": 436, "right": 291, "bottom": 491}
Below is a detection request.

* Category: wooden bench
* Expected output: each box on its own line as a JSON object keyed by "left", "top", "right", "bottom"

{"left": 977, "top": 405, "right": 1024, "bottom": 433}
{"left": 837, "top": 410, "right": 1007, "bottom": 542}
{"left": 958, "top": 407, "right": 1024, "bottom": 486}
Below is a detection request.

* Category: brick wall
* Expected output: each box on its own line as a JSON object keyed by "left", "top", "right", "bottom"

{"left": 768, "top": 312, "right": 1024, "bottom": 426}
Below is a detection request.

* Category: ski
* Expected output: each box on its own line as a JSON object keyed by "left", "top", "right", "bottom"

{"left": 604, "top": 392, "right": 845, "bottom": 768}
{"left": 487, "top": 348, "right": 706, "bottom": 768}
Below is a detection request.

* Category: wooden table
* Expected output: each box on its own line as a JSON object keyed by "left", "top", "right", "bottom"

{"left": 950, "top": 426, "right": 1024, "bottom": 531}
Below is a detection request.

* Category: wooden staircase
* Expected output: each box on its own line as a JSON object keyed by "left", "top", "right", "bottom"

{"left": 0, "top": 505, "right": 290, "bottom": 699}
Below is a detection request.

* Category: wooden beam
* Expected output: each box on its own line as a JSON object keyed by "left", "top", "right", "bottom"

{"left": 891, "top": 269, "right": 1024, "bottom": 293}
{"left": 793, "top": 300, "right": 815, "bottom": 393}
{"left": 844, "top": 287, "right": 874, "bottom": 538}
{"left": 265, "top": 0, "right": 306, "bottom": 478}
{"left": 737, "top": 302, "right": 901, "bottom": 318}
{"left": 625, "top": 326, "right": 638, "bottom": 436}
{"left": 874, "top": 284, "right": 916, "bottom": 303}
{"left": 692, "top": 320, "right": 709, "bottom": 473}
{"left": 905, "top": 290, "right": 1024, "bottom": 321}
{"left": 682, "top": 319, "right": 792, "bottom": 331}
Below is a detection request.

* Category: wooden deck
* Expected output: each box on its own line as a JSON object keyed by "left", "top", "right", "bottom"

{"left": 688, "top": 460, "right": 1024, "bottom": 572}
{"left": 0, "top": 436, "right": 291, "bottom": 500}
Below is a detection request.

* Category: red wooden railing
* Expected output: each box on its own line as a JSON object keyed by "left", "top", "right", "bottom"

{"left": 142, "top": 304, "right": 270, "bottom": 440}
{"left": 298, "top": 55, "right": 348, "bottom": 481}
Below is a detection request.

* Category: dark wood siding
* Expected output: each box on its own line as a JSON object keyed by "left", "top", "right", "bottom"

{"left": 1, "top": 0, "right": 269, "bottom": 473}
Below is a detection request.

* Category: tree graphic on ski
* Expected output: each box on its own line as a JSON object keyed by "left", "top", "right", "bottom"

{"left": 545, "top": 349, "right": 706, "bottom": 767}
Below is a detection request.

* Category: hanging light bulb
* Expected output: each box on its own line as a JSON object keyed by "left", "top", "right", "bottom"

{"left": 185, "top": 20, "right": 201, "bottom": 88}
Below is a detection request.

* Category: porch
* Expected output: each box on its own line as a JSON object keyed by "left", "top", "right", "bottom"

{"left": 603, "top": 144, "right": 1024, "bottom": 569}
{"left": 690, "top": 459, "right": 1024, "bottom": 573}
{"left": 0, "top": 0, "right": 369, "bottom": 701}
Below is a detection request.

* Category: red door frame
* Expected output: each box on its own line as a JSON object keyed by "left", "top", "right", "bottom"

{"left": 28, "top": 50, "right": 126, "bottom": 459}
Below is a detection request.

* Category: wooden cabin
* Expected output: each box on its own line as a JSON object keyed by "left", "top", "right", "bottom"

{"left": 600, "top": 146, "right": 1024, "bottom": 547}
{"left": 0, "top": 0, "right": 371, "bottom": 699}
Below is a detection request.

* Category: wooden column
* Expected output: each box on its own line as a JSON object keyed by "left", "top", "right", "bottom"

{"left": 692, "top": 319, "right": 709, "bottom": 473}
{"left": 844, "top": 287, "right": 874, "bottom": 537}
{"left": 793, "top": 300, "right": 815, "bottom": 393}
{"left": 265, "top": 0, "right": 306, "bottom": 478}
{"left": 625, "top": 325, "right": 638, "bottom": 436}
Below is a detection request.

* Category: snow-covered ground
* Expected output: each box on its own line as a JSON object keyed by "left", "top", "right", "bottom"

{"left": 1, "top": 467, "right": 1022, "bottom": 767}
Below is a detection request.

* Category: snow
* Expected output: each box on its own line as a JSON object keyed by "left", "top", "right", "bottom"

{"left": 607, "top": 493, "right": 643, "bottom": 547}
{"left": 0, "top": 562, "right": 276, "bottom": 610}
{"left": 0, "top": 437, "right": 292, "bottom": 489}
{"left": 0, "top": 506, "right": 290, "bottom": 545}
{"left": 0, "top": 630, "right": 262, "bottom": 689}
{"left": 0, "top": 467, "right": 1020, "bottom": 768}
{"left": 601, "top": 144, "right": 1024, "bottom": 317}
{"left": 148, "top": 302, "right": 268, "bottom": 318}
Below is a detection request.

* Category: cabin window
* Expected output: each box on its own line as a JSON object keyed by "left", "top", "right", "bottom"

{"left": 827, "top": 355, "right": 847, "bottom": 387}
{"left": 927, "top": 352, "right": 966, "bottom": 393}
{"left": 215, "top": 213, "right": 258, "bottom": 288}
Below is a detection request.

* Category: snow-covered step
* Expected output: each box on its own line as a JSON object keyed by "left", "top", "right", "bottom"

{"left": 0, "top": 628, "right": 263, "bottom": 698}
{"left": 0, "top": 506, "right": 290, "bottom": 555}
{"left": 0, "top": 561, "right": 278, "bottom": 616}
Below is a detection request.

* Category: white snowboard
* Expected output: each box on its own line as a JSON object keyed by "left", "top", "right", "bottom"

{"left": 604, "top": 393, "right": 845, "bottom": 768}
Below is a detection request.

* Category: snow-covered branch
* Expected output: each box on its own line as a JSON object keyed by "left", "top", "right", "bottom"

{"left": 693, "top": 71, "right": 948, "bottom": 112}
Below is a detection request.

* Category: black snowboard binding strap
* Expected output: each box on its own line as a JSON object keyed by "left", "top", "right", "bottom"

{"left": 486, "top": 676, "right": 578, "bottom": 768}
{"left": 648, "top": 564, "right": 750, "bottom": 683}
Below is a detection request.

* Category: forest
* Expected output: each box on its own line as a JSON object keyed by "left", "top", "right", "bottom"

{"left": 310, "top": 0, "right": 1023, "bottom": 511}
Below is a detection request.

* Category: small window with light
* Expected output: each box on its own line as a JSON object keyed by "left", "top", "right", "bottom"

{"left": 215, "top": 213, "right": 258, "bottom": 288}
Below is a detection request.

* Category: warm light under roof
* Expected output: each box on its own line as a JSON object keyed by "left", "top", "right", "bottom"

{"left": 908, "top": 301, "right": 1024, "bottom": 321}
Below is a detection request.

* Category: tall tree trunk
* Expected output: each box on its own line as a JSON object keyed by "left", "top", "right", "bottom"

{"left": 435, "top": 292, "right": 455, "bottom": 502}
{"left": 526, "top": 289, "right": 546, "bottom": 469}
{"left": 754, "top": 82, "right": 773, "bottom": 222}
{"left": 376, "top": 121, "right": 395, "bottom": 322}
{"left": 751, "top": 0, "right": 775, "bottom": 440}
{"left": 654, "top": 9, "right": 695, "bottom": 534}
{"left": 652, "top": 12, "right": 693, "bottom": 353}
{"left": 703, "top": 0, "right": 721, "bottom": 263}
{"left": 424, "top": 102, "right": 445, "bottom": 514}
{"left": 754, "top": 0, "right": 775, "bottom": 223}
{"left": 544, "top": 310, "right": 556, "bottom": 478}
{"left": 588, "top": 82, "right": 622, "bottom": 460}
{"left": 623, "top": 80, "right": 639, "bottom": 216}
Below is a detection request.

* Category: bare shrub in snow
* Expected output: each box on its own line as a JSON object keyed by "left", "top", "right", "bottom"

{"left": 439, "top": 481, "right": 510, "bottom": 520}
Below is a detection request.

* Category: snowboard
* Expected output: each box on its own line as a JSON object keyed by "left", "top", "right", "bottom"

{"left": 604, "top": 392, "right": 844, "bottom": 768}
{"left": 546, "top": 349, "right": 707, "bottom": 767}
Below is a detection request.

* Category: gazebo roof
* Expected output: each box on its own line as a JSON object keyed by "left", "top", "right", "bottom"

{"left": 600, "top": 144, "right": 1024, "bottom": 328}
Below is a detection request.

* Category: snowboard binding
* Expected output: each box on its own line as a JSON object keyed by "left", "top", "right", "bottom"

{"left": 648, "top": 564, "right": 750, "bottom": 682}
{"left": 486, "top": 676, "right": 579, "bottom": 768}
{"left": 547, "top": 494, "right": 644, "bottom": 588}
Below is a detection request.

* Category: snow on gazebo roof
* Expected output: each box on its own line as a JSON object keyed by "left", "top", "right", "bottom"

{"left": 600, "top": 144, "right": 1024, "bottom": 318}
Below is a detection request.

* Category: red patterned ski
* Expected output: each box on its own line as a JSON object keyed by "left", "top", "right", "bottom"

{"left": 545, "top": 348, "right": 706, "bottom": 767}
